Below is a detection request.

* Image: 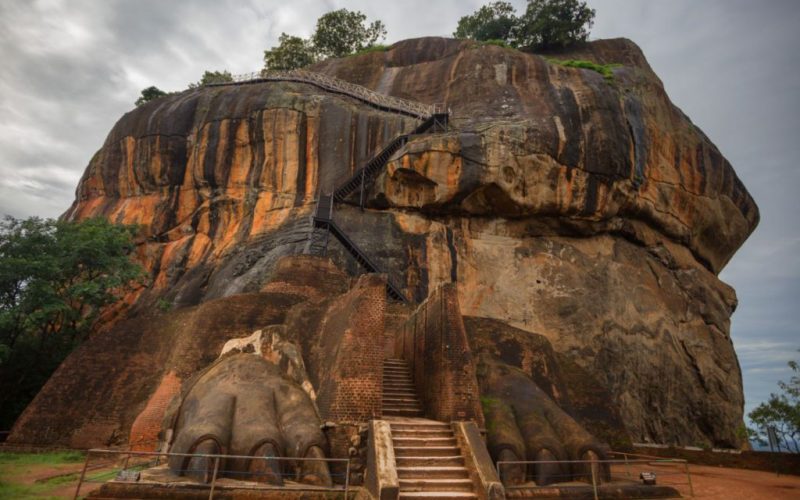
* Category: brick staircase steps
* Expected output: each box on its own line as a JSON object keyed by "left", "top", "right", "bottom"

{"left": 382, "top": 359, "right": 423, "bottom": 417}
{"left": 381, "top": 359, "right": 478, "bottom": 498}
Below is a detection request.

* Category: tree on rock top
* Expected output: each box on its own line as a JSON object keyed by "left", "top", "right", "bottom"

{"left": 189, "top": 70, "right": 233, "bottom": 88}
{"left": 454, "top": 0, "right": 595, "bottom": 51}
{"left": 135, "top": 85, "right": 168, "bottom": 106}
{"left": 263, "top": 33, "right": 318, "bottom": 71}
{"left": 454, "top": 1, "right": 519, "bottom": 45}
{"left": 263, "top": 9, "right": 386, "bottom": 70}
{"left": 312, "top": 9, "right": 386, "bottom": 58}
{"left": 517, "top": 0, "right": 595, "bottom": 50}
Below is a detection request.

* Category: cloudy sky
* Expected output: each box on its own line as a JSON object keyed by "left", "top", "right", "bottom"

{"left": 1, "top": 0, "right": 798, "bottom": 426}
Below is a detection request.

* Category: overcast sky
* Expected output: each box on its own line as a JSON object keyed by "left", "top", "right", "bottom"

{"left": 1, "top": 0, "right": 798, "bottom": 427}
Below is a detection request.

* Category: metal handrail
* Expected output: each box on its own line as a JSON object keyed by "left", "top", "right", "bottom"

{"left": 496, "top": 457, "right": 693, "bottom": 498}
{"left": 74, "top": 448, "right": 350, "bottom": 500}
{"left": 205, "top": 69, "right": 441, "bottom": 119}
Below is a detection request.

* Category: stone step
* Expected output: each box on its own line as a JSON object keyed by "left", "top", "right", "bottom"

{"left": 383, "top": 375, "right": 413, "bottom": 382}
{"left": 383, "top": 381, "right": 415, "bottom": 387}
{"left": 383, "top": 392, "right": 419, "bottom": 399}
{"left": 396, "top": 455, "right": 465, "bottom": 467}
{"left": 399, "top": 493, "right": 477, "bottom": 499}
{"left": 392, "top": 429, "right": 454, "bottom": 438}
{"left": 383, "top": 383, "right": 417, "bottom": 394}
{"left": 384, "top": 408, "right": 424, "bottom": 417}
{"left": 396, "top": 466, "right": 470, "bottom": 479}
{"left": 384, "top": 406, "right": 423, "bottom": 414}
{"left": 382, "top": 397, "right": 420, "bottom": 404}
{"left": 390, "top": 422, "right": 451, "bottom": 431}
{"left": 383, "top": 365, "right": 411, "bottom": 371}
{"left": 394, "top": 446, "right": 461, "bottom": 457}
{"left": 392, "top": 437, "right": 457, "bottom": 448}
{"left": 399, "top": 478, "right": 474, "bottom": 492}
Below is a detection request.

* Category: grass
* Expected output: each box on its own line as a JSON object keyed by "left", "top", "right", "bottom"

{"left": 546, "top": 58, "right": 621, "bottom": 81}
{"left": 0, "top": 451, "right": 86, "bottom": 499}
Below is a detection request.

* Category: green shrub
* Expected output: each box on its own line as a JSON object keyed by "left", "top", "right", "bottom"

{"left": 547, "top": 58, "right": 620, "bottom": 81}
{"left": 354, "top": 44, "right": 389, "bottom": 56}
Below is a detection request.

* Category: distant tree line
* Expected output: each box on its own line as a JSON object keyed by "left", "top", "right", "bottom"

{"left": 135, "top": 1, "right": 595, "bottom": 105}
{"left": 748, "top": 354, "right": 800, "bottom": 453}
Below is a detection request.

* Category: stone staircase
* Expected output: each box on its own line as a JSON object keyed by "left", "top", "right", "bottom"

{"left": 390, "top": 420, "right": 477, "bottom": 499}
{"left": 382, "top": 359, "right": 477, "bottom": 499}
{"left": 382, "top": 359, "right": 423, "bottom": 417}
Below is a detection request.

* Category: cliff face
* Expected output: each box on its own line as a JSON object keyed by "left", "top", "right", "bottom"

{"left": 54, "top": 37, "right": 757, "bottom": 448}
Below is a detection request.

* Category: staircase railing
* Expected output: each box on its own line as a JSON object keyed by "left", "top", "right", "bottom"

{"left": 222, "top": 68, "right": 450, "bottom": 303}
{"left": 310, "top": 195, "right": 408, "bottom": 302}
{"left": 205, "top": 69, "right": 437, "bottom": 120}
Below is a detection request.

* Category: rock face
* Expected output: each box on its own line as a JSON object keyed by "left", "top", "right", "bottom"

{"left": 31, "top": 37, "right": 756, "bottom": 449}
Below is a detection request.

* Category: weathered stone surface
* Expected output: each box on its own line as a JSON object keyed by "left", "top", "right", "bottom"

{"left": 18, "top": 36, "right": 758, "bottom": 449}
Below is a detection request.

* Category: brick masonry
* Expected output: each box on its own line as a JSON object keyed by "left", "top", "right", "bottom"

{"left": 394, "top": 284, "right": 485, "bottom": 426}
{"left": 315, "top": 274, "right": 386, "bottom": 422}
{"left": 127, "top": 371, "right": 182, "bottom": 450}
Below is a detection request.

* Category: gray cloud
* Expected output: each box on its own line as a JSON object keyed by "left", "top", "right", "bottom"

{"left": 1, "top": 0, "right": 798, "bottom": 428}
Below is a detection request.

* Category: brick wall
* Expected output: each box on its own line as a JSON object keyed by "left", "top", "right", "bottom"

{"left": 394, "top": 284, "right": 484, "bottom": 425}
{"left": 315, "top": 274, "right": 386, "bottom": 422}
{"left": 127, "top": 371, "right": 182, "bottom": 451}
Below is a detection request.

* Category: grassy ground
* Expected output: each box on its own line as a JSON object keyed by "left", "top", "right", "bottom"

{"left": 0, "top": 451, "right": 86, "bottom": 499}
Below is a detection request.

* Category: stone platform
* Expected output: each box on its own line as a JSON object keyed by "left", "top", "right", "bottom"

{"left": 505, "top": 480, "right": 681, "bottom": 498}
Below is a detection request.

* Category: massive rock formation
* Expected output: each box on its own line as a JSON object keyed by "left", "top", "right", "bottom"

{"left": 16, "top": 36, "right": 757, "bottom": 450}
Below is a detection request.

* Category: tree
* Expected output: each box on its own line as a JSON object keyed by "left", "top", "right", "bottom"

{"left": 515, "top": 0, "right": 595, "bottom": 51}
{"left": 311, "top": 9, "right": 386, "bottom": 58}
{"left": 748, "top": 355, "right": 800, "bottom": 453}
{"left": 135, "top": 86, "right": 168, "bottom": 106}
{"left": 0, "top": 217, "right": 143, "bottom": 429}
{"left": 453, "top": 1, "right": 519, "bottom": 45}
{"left": 189, "top": 70, "right": 234, "bottom": 89}
{"left": 263, "top": 33, "right": 318, "bottom": 70}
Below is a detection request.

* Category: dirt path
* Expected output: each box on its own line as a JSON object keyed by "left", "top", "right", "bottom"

{"left": 688, "top": 464, "right": 800, "bottom": 499}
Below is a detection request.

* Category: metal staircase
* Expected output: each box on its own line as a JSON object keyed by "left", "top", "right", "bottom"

{"left": 309, "top": 194, "right": 409, "bottom": 302}
{"left": 258, "top": 70, "right": 449, "bottom": 303}
{"left": 334, "top": 111, "right": 449, "bottom": 206}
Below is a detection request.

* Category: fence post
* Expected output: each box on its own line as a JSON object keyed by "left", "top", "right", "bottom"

{"left": 684, "top": 461, "right": 694, "bottom": 497}
{"left": 345, "top": 459, "right": 351, "bottom": 498}
{"left": 122, "top": 450, "right": 131, "bottom": 472}
{"left": 624, "top": 452, "right": 631, "bottom": 479}
{"left": 73, "top": 451, "right": 91, "bottom": 500}
{"left": 590, "top": 460, "right": 599, "bottom": 500}
{"left": 208, "top": 456, "right": 220, "bottom": 500}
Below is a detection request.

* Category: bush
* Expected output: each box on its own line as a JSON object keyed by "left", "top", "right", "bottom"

{"left": 547, "top": 58, "right": 620, "bottom": 81}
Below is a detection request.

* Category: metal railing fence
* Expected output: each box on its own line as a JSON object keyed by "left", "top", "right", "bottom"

{"left": 205, "top": 69, "right": 439, "bottom": 119}
{"left": 73, "top": 448, "right": 350, "bottom": 500}
{"left": 497, "top": 456, "right": 693, "bottom": 499}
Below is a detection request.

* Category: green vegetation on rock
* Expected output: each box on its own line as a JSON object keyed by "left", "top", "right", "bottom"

{"left": 134, "top": 85, "right": 168, "bottom": 106}
{"left": 547, "top": 58, "right": 621, "bottom": 81}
